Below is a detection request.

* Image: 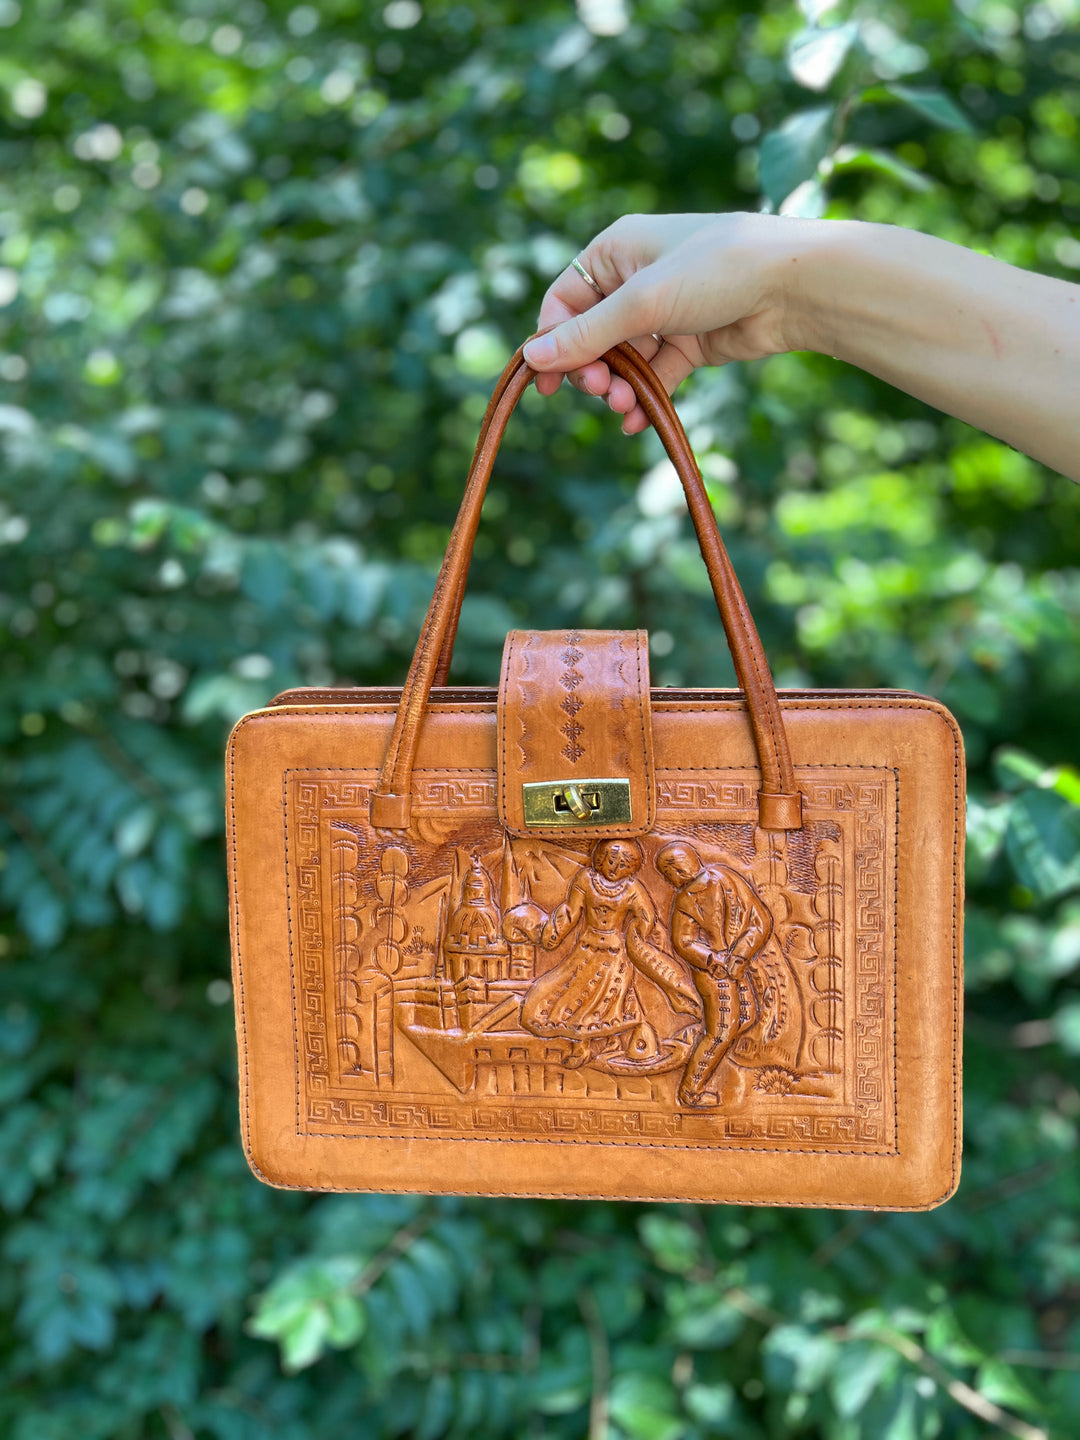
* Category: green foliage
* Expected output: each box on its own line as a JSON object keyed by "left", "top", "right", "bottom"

{"left": 1, "top": 0, "right": 1079, "bottom": 1436}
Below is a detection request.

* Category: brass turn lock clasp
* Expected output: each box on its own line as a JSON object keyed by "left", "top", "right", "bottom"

{"left": 521, "top": 778, "right": 632, "bottom": 827}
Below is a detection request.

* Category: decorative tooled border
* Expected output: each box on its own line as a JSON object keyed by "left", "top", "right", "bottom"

{"left": 283, "top": 764, "right": 896, "bottom": 1156}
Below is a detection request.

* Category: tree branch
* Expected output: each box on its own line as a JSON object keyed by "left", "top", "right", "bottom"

{"left": 578, "top": 1287, "right": 611, "bottom": 1440}
{"left": 350, "top": 1213, "right": 430, "bottom": 1298}
{"left": 830, "top": 1325, "right": 1047, "bottom": 1440}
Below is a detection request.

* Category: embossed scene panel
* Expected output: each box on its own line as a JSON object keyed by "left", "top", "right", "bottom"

{"left": 285, "top": 766, "right": 896, "bottom": 1154}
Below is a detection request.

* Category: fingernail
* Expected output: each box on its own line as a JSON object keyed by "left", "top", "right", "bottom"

{"left": 523, "top": 335, "right": 557, "bottom": 367}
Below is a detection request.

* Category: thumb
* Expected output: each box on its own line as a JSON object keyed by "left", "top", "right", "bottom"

{"left": 522, "top": 285, "right": 646, "bottom": 372}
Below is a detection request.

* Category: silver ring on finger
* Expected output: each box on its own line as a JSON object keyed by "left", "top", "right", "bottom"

{"left": 571, "top": 256, "right": 604, "bottom": 297}
{"left": 572, "top": 258, "right": 663, "bottom": 343}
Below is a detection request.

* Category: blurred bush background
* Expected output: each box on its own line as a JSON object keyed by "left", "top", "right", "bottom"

{"left": 1, "top": 0, "right": 1079, "bottom": 1436}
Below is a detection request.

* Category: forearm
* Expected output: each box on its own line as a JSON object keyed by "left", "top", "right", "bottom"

{"left": 792, "top": 221, "right": 1080, "bottom": 482}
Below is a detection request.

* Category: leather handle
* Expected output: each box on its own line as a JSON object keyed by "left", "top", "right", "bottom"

{"left": 431, "top": 343, "right": 530, "bottom": 687}
{"left": 435, "top": 343, "right": 705, "bottom": 682}
{"left": 371, "top": 342, "right": 802, "bottom": 832}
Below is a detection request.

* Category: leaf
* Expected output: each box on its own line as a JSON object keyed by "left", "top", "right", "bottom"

{"left": 887, "top": 84, "right": 974, "bottom": 133}
{"left": 456, "top": 592, "right": 519, "bottom": 645}
{"left": 125, "top": 500, "right": 168, "bottom": 549}
{"left": 386, "top": 1253, "right": 437, "bottom": 1337}
{"left": 638, "top": 1214, "right": 703, "bottom": 1274}
{"left": 608, "top": 1373, "right": 685, "bottom": 1440}
{"left": 878, "top": 1382, "right": 920, "bottom": 1440}
{"left": 17, "top": 1257, "right": 123, "bottom": 1363}
{"left": 280, "top": 1303, "right": 332, "bottom": 1372}
{"left": 975, "top": 1358, "right": 1044, "bottom": 1415}
{"left": 1048, "top": 919, "right": 1080, "bottom": 979}
{"left": 299, "top": 551, "right": 342, "bottom": 620}
{"left": 1004, "top": 789, "right": 1080, "bottom": 901}
{"left": 758, "top": 106, "right": 836, "bottom": 208}
{"left": 1054, "top": 767, "right": 1080, "bottom": 806}
{"left": 779, "top": 179, "right": 828, "bottom": 217}
{"left": 797, "top": 0, "right": 842, "bottom": 18}
{"left": 666, "top": 1284, "right": 744, "bottom": 1348}
{"left": 247, "top": 1255, "right": 367, "bottom": 1368}
{"left": 682, "top": 1382, "right": 738, "bottom": 1426}
{"left": 787, "top": 23, "right": 859, "bottom": 92}
{"left": 342, "top": 564, "right": 386, "bottom": 626}
{"left": 240, "top": 542, "right": 291, "bottom": 610}
{"left": 830, "top": 146, "right": 934, "bottom": 192}
{"left": 924, "top": 1307, "right": 989, "bottom": 1367}
{"left": 994, "top": 747, "right": 1048, "bottom": 791}
{"left": 164, "top": 1228, "right": 252, "bottom": 1332}
{"left": 114, "top": 805, "right": 156, "bottom": 859}
{"left": 995, "top": 752, "right": 1080, "bottom": 806}
{"left": 762, "top": 1323, "right": 840, "bottom": 1393}
{"left": 829, "top": 1340, "right": 899, "bottom": 1417}
{"left": 532, "top": 1371, "right": 590, "bottom": 1415}
{"left": 182, "top": 673, "right": 272, "bottom": 725}
{"left": 17, "top": 881, "right": 66, "bottom": 950}
{"left": 966, "top": 796, "right": 1010, "bottom": 882}
{"left": 403, "top": 1235, "right": 460, "bottom": 1310}
{"left": 414, "top": 1372, "right": 454, "bottom": 1440}
{"left": 1052, "top": 1000, "right": 1080, "bottom": 1055}
{"left": 88, "top": 431, "right": 138, "bottom": 483}
{"left": 0, "top": 1105, "right": 63, "bottom": 1212}
{"left": 324, "top": 1291, "right": 366, "bottom": 1347}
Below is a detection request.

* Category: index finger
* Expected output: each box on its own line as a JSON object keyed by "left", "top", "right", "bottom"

{"left": 534, "top": 262, "right": 615, "bottom": 398}
{"left": 537, "top": 259, "right": 604, "bottom": 329}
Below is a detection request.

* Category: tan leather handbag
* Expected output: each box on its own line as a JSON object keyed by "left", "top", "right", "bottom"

{"left": 226, "top": 343, "right": 963, "bottom": 1210}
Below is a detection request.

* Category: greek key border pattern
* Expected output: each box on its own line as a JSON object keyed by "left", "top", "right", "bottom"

{"left": 285, "top": 768, "right": 895, "bottom": 1153}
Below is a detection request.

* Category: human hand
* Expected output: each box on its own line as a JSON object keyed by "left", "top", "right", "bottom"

{"left": 503, "top": 901, "right": 545, "bottom": 945}
{"left": 541, "top": 903, "right": 573, "bottom": 950}
{"left": 707, "top": 949, "right": 738, "bottom": 980}
{"left": 522, "top": 211, "right": 1080, "bottom": 478}
{"left": 523, "top": 212, "right": 817, "bottom": 434}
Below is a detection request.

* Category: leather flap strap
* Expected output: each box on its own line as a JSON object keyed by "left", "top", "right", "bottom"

{"left": 497, "top": 629, "right": 654, "bottom": 839}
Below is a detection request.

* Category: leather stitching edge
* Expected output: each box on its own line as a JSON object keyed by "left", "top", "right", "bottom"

{"left": 229, "top": 700, "right": 963, "bottom": 1206}
{"left": 283, "top": 771, "right": 302, "bottom": 1138}
{"left": 635, "top": 629, "right": 655, "bottom": 830}
{"left": 225, "top": 723, "right": 256, "bottom": 1179}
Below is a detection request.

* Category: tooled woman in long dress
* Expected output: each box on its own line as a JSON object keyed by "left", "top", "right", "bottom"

{"left": 521, "top": 838, "right": 699, "bottom": 1069}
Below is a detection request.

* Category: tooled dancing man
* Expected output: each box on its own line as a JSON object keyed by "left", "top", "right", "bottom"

{"left": 656, "top": 842, "right": 774, "bottom": 1109}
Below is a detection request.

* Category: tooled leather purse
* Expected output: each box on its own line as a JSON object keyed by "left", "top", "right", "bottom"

{"left": 226, "top": 342, "right": 963, "bottom": 1210}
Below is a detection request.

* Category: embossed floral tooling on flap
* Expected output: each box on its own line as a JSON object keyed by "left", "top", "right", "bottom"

{"left": 497, "top": 629, "right": 655, "bottom": 837}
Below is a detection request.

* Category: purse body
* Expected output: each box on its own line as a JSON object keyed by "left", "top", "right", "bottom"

{"left": 227, "top": 676, "right": 962, "bottom": 1210}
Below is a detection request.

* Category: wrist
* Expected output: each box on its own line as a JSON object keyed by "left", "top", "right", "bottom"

{"left": 773, "top": 217, "right": 864, "bottom": 358}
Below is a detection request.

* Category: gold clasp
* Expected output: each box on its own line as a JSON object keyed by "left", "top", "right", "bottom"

{"left": 521, "top": 778, "right": 632, "bottom": 828}
{"left": 561, "top": 783, "right": 591, "bottom": 819}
